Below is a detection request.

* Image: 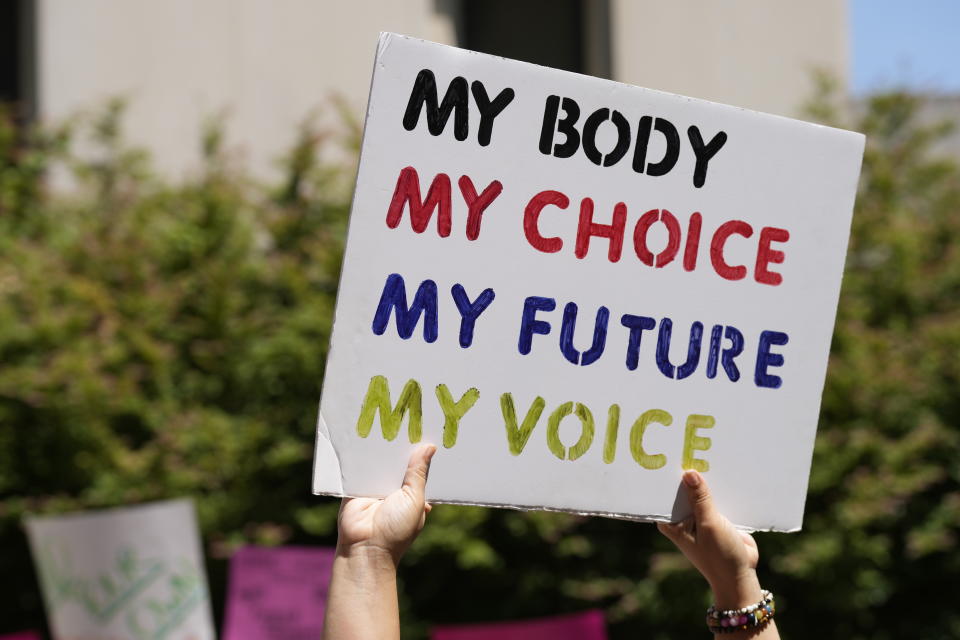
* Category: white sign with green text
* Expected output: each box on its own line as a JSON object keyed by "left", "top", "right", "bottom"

{"left": 26, "top": 499, "right": 215, "bottom": 640}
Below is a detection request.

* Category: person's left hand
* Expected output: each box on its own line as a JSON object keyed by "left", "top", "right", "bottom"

{"left": 335, "top": 444, "right": 437, "bottom": 566}
{"left": 657, "top": 469, "right": 762, "bottom": 609}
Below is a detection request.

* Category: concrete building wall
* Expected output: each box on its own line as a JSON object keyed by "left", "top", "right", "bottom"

{"left": 36, "top": 0, "right": 456, "bottom": 178}
{"left": 611, "top": 0, "right": 848, "bottom": 118}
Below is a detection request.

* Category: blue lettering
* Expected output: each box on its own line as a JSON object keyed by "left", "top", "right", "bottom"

{"left": 721, "top": 325, "right": 744, "bottom": 382}
{"left": 518, "top": 296, "right": 556, "bottom": 355}
{"left": 655, "top": 318, "right": 703, "bottom": 379}
{"left": 451, "top": 284, "right": 496, "bottom": 348}
{"left": 621, "top": 314, "right": 656, "bottom": 371}
{"left": 559, "top": 302, "right": 610, "bottom": 365}
{"left": 371, "top": 273, "right": 439, "bottom": 342}
{"left": 755, "top": 330, "right": 788, "bottom": 388}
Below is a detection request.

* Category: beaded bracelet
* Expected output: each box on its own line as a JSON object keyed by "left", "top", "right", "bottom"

{"left": 706, "top": 589, "right": 775, "bottom": 634}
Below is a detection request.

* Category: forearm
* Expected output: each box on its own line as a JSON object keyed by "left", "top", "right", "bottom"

{"left": 322, "top": 547, "right": 401, "bottom": 640}
{"left": 709, "top": 570, "right": 780, "bottom": 639}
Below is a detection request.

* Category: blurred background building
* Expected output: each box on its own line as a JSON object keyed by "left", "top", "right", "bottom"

{"left": 0, "top": 0, "right": 849, "bottom": 179}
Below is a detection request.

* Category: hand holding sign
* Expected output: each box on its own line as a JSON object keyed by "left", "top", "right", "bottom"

{"left": 336, "top": 443, "right": 437, "bottom": 565}
{"left": 658, "top": 470, "right": 780, "bottom": 636}
{"left": 323, "top": 445, "right": 437, "bottom": 640}
{"left": 658, "top": 472, "right": 761, "bottom": 608}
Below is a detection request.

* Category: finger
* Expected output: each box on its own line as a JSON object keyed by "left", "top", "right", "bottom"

{"left": 682, "top": 469, "right": 719, "bottom": 527}
{"left": 338, "top": 496, "right": 363, "bottom": 518}
{"left": 657, "top": 520, "right": 693, "bottom": 548}
{"left": 401, "top": 444, "right": 438, "bottom": 500}
{"left": 657, "top": 521, "right": 680, "bottom": 541}
{"left": 424, "top": 502, "right": 433, "bottom": 514}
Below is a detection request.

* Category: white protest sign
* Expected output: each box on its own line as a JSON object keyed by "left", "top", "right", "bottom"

{"left": 25, "top": 499, "right": 215, "bottom": 640}
{"left": 313, "top": 33, "right": 864, "bottom": 531}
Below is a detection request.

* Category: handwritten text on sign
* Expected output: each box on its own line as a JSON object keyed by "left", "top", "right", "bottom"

{"left": 313, "top": 33, "right": 864, "bottom": 531}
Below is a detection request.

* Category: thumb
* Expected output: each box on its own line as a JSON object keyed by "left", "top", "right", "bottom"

{"left": 401, "top": 444, "right": 437, "bottom": 501}
{"left": 683, "top": 469, "right": 718, "bottom": 526}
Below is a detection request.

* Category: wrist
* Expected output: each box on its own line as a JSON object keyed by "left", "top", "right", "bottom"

{"left": 335, "top": 542, "right": 401, "bottom": 575}
{"left": 326, "top": 543, "right": 402, "bottom": 640}
{"left": 708, "top": 568, "right": 762, "bottom": 610}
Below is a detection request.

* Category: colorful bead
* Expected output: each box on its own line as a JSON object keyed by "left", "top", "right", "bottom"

{"left": 706, "top": 589, "right": 776, "bottom": 634}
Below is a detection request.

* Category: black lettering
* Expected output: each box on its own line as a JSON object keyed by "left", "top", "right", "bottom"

{"left": 645, "top": 118, "right": 680, "bottom": 177}
{"left": 470, "top": 81, "right": 516, "bottom": 147}
{"left": 582, "top": 108, "right": 631, "bottom": 167}
{"left": 687, "top": 126, "right": 728, "bottom": 188}
{"left": 402, "top": 69, "right": 469, "bottom": 141}
{"left": 539, "top": 95, "right": 561, "bottom": 155}
{"left": 539, "top": 96, "right": 581, "bottom": 159}
{"left": 632, "top": 115, "right": 653, "bottom": 173}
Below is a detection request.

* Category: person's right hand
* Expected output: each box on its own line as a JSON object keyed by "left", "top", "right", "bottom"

{"left": 335, "top": 443, "right": 437, "bottom": 566}
{"left": 323, "top": 445, "right": 437, "bottom": 640}
{"left": 656, "top": 469, "right": 762, "bottom": 610}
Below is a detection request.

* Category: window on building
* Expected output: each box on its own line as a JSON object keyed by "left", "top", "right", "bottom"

{"left": 0, "top": 0, "right": 35, "bottom": 118}
{"left": 452, "top": 0, "right": 612, "bottom": 78}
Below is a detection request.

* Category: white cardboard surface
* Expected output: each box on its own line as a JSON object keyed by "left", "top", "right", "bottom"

{"left": 25, "top": 499, "right": 216, "bottom": 640}
{"left": 313, "top": 33, "right": 864, "bottom": 532}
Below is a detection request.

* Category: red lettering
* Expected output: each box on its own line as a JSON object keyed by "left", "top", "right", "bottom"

{"left": 516, "top": 188, "right": 788, "bottom": 288}
{"left": 755, "top": 227, "right": 789, "bottom": 285}
{"left": 710, "top": 220, "right": 753, "bottom": 280}
{"left": 524, "top": 190, "right": 569, "bottom": 253}
{"left": 458, "top": 175, "right": 503, "bottom": 241}
{"left": 683, "top": 212, "right": 702, "bottom": 271}
{"left": 575, "top": 199, "right": 627, "bottom": 261}
{"left": 633, "top": 208, "right": 681, "bottom": 267}
{"left": 386, "top": 166, "right": 452, "bottom": 237}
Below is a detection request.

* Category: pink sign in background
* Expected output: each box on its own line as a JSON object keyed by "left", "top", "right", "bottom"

{"left": 222, "top": 546, "right": 335, "bottom": 640}
{"left": 432, "top": 609, "right": 607, "bottom": 640}
{"left": 0, "top": 633, "right": 42, "bottom": 640}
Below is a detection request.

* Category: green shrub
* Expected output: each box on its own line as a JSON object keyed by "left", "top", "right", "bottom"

{"left": 1, "top": 89, "right": 958, "bottom": 639}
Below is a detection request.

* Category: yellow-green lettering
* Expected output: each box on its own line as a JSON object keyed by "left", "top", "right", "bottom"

{"left": 630, "top": 409, "right": 672, "bottom": 469}
{"left": 546, "top": 401, "right": 595, "bottom": 460}
{"left": 435, "top": 384, "right": 480, "bottom": 448}
{"left": 602, "top": 404, "right": 620, "bottom": 464}
{"left": 501, "top": 393, "right": 546, "bottom": 455}
{"left": 682, "top": 414, "right": 715, "bottom": 471}
{"left": 356, "top": 375, "right": 422, "bottom": 443}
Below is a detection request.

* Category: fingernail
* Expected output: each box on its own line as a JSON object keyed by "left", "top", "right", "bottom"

{"left": 683, "top": 470, "right": 701, "bottom": 488}
{"left": 425, "top": 444, "right": 437, "bottom": 460}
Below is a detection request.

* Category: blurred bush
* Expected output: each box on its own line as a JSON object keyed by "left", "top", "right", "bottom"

{"left": 0, "top": 87, "right": 958, "bottom": 639}
{"left": 0, "top": 99, "right": 355, "bottom": 631}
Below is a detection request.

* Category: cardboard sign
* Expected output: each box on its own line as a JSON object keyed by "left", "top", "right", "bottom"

{"left": 313, "top": 33, "right": 864, "bottom": 531}
{"left": 432, "top": 610, "right": 607, "bottom": 640}
{"left": 222, "top": 546, "right": 335, "bottom": 640}
{"left": 24, "top": 499, "right": 215, "bottom": 640}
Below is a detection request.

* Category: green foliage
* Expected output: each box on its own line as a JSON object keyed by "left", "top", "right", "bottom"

{"left": 0, "top": 102, "right": 354, "bottom": 631}
{"left": 1, "top": 89, "right": 958, "bottom": 638}
{"left": 776, "top": 90, "right": 960, "bottom": 639}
